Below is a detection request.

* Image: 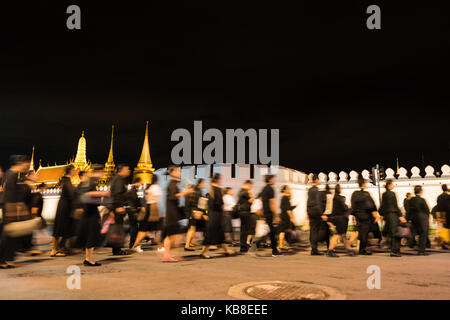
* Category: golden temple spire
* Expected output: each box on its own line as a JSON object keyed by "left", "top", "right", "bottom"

{"left": 107, "top": 125, "right": 115, "bottom": 164}
{"left": 133, "top": 121, "right": 154, "bottom": 185}
{"left": 72, "top": 130, "right": 90, "bottom": 171}
{"left": 29, "top": 146, "right": 35, "bottom": 172}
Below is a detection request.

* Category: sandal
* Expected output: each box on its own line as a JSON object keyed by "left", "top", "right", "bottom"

{"left": 50, "top": 251, "right": 66, "bottom": 257}
{"left": 162, "top": 257, "right": 180, "bottom": 263}
{"left": 200, "top": 254, "right": 212, "bottom": 259}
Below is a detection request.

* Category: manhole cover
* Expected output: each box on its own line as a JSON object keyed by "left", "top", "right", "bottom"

{"left": 228, "top": 281, "right": 346, "bottom": 300}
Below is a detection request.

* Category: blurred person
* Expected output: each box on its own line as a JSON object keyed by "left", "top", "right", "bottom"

{"left": 76, "top": 165, "right": 110, "bottom": 266}
{"left": 238, "top": 180, "right": 254, "bottom": 253}
{"left": 379, "top": 179, "right": 406, "bottom": 257}
{"left": 200, "top": 173, "right": 234, "bottom": 259}
{"left": 132, "top": 176, "right": 162, "bottom": 252}
{"left": 0, "top": 155, "right": 32, "bottom": 268}
{"left": 249, "top": 175, "right": 281, "bottom": 257}
{"left": 50, "top": 165, "right": 76, "bottom": 257}
{"left": 222, "top": 187, "right": 236, "bottom": 244}
{"left": 409, "top": 185, "right": 431, "bottom": 255}
{"left": 278, "top": 186, "right": 296, "bottom": 251}
{"left": 436, "top": 184, "right": 449, "bottom": 250}
{"left": 326, "top": 184, "right": 356, "bottom": 257}
{"left": 162, "top": 166, "right": 193, "bottom": 262}
{"left": 126, "top": 177, "right": 142, "bottom": 249}
{"left": 351, "top": 176, "right": 380, "bottom": 255}
{"left": 109, "top": 164, "right": 132, "bottom": 255}
{"left": 184, "top": 178, "right": 206, "bottom": 251}
{"left": 0, "top": 165, "right": 4, "bottom": 218}
{"left": 307, "top": 175, "right": 326, "bottom": 255}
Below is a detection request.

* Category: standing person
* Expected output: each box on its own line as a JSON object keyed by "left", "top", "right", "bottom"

{"left": 0, "top": 155, "right": 32, "bottom": 269}
{"left": 436, "top": 184, "right": 449, "bottom": 249}
{"left": 238, "top": 180, "right": 254, "bottom": 253}
{"left": 200, "top": 173, "right": 234, "bottom": 259}
{"left": 251, "top": 174, "right": 281, "bottom": 257}
{"left": 307, "top": 175, "right": 327, "bottom": 255}
{"left": 50, "top": 165, "right": 76, "bottom": 257}
{"left": 132, "top": 175, "right": 162, "bottom": 252}
{"left": 278, "top": 186, "right": 296, "bottom": 251}
{"left": 351, "top": 177, "right": 380, "bottom": 255}
{"left": 379, "top": 179, "right": 406, "bottom": 257}
{"left": 403, "top": 192, "right": 417, "bottom": 248}
{"left": 109, "top": 164, "right": 131, "bottom": 255}
{"left": 409, "top": 185, "right": 431, "bottom": 255}
{"left": 77, "top": 165, "right": 110, "bottom": 266}
{"left": 162, "top": 166, "right": 193, "bottom": 262}
{"left": 222, "top": 187, "right": 236, "bottom": 244}
{"left": 184, "top": 178, "right": 206, "bottom": 251}
{"left": 126, "top": 177, "right": 142, "bottom": 249}
{"left": 326, "top": 184, "right": 356, "bottom": 257}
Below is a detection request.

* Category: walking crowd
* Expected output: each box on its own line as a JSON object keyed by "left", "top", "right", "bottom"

{"left": 0, "top": 155, "right": 449, "bottom": 268}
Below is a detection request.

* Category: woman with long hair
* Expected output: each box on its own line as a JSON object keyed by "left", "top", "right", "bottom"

{"left": 184, "top": 178, "right": 206, "bottom": 251}
{"left": 132, "top": 174, "right": 162, "bottom": 252}
{"left": 50, "top": 165, "right": 76, "bottom": 257}
{"left": 327, "top": 184, "right": 356, "bottom": 257}
{"left": 200, "top": 173, "right": 234, "bottom": 259}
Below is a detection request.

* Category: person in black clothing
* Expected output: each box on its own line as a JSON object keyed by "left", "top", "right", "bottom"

{"left": 326, "top": 184, "right": 356, "bottom": 257}
{"left": 184, "top": 178, "right": 206, "bottom": 251}
{"left": 238, "top": 180, "right": 255, "bottom": 253}
{"left": 307, "top": 175, "right": 327, "bottom": 255}
{"left": 109, "top": 164, "right": 132, "bottom": 255}
{"left": 250, "top": 174, "right": 281, "bottom": 257}
{"left": 409, "top": 185, "right": 431, "bottom": 255}
{"left": 162, "top": 166, "right": 193, "bottom": 262}
{"left": 76, "top": 165, "right": 110, "bottom": 266}
{"left": 51, "top": 165, "right": 76, "bottom": 257}
{"left": 278, "top": 185, "right": 296, "bottom": 251}
{"left": 200, "top": 173, "right": 234, "bottom": 259}
{"left": 0, "top": 155, "right": 32, "bottom": 269}
{"left": 0, "top": 165, "right": 4, "bottom": 222}
{"left": 351, "top": 177, "right": 380, "bottom": 255}
{"left": 436, "top": 184, "right": 449, "bottom": 249}
{"left": 379, "top": 179, "right": 406, "bottom": 257}
{"left": 126, "top": 177, "right": 142, "bottom": 249}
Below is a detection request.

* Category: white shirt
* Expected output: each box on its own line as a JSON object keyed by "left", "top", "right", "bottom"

{"left": 251, "top": 198, "right": 263, "bottom": 213}
{"left": 223, "top": 194, "right": 236, "bottom": 212}
{"left": 146, "top": 184, "right": 162, "bottom": 204}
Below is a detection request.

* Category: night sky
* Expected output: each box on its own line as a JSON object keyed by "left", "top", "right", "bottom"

{"left": 0, "top": 1, "right": 449, "bottom": 175}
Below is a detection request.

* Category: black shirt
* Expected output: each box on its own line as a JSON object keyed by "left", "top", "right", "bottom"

{"left": 351, "top": 190, "right": 377, "bottom": 222}
{"left": 409, "top": 196, "right": 430, "bottom": 218}
{"left": 261, "top": 184, "right": 275, "bottom": 216}
{"left": 238, "top": 189, "right": 251, "bottom": 213}
{"left": 109, "top": 174, "right": 128, "bottom": 209}
{"left": 379, "top": 190, "right": 401, "bottom": 217}
{"left": 307, "top": 186, "right": 323, "bottom": 219}
{"left": 3, "top": 170, "right": 25, "bottom": 203}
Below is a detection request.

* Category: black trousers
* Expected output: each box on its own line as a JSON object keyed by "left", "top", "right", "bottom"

{"left": 412, "top": 214, "right": 429, "bottom": 253}
{"left": 385, "top": 213, "right": 401, "bottom": 254}
{"left": 358, "top": 221, "right": 371, "bottom": 252}
{"left": 309, "top": 219, "right": 330, "bottom": 252}
{"left": 264, "top": 215, "right": 278, "bottom": 253}
{"left": 239, "top": 212, "right": 252, "bottom": 249}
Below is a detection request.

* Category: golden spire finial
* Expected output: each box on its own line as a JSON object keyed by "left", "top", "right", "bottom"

{"left": 82, "top": 130, "right": 84, "bottom": 137}
{"left": 106, "top": 125, "right": 115, "bottom": 164}
{"left": 396, "top": 157, "right": 399, "bottom": 175}
{"left": 133, "top": 121, "right": 154, "bottom": 185}
{"left": 29, "top": 146, "right": 35, "bottom": 172}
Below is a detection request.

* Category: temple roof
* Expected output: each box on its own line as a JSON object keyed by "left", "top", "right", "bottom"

{"left": 35, "top": 164, "right": 69, "bottom": 184}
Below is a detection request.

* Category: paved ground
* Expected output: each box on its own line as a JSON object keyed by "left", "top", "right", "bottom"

{"left": 1, "top": 239, "right": 449, "bottom": 300}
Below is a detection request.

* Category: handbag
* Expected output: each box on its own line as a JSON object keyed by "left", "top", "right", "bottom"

{"left": 197, "top": 197, "right": 208, "bottom": 210}
{"left": 106, "top": 223, "right": 125, "bottom": 248}
{"left": 192, "top": 210, "right": 203, "bottom": 220}
{"left": 439, "top": 228, "right": 450, "bottom": 244}
{"left": 255, "top": 220, "right": 270, "bottom": 238}
{"left": 397, "top": 223, "right": 411, "bottom": 238}
{"left": 3, "top": 202, "right": 42, "bottom": 238}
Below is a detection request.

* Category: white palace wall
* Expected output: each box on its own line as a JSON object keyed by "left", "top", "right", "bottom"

{"left": 40, "top": 164, "right": 450, "bottom": 227}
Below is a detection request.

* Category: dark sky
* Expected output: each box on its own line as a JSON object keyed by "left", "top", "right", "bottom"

{"left": 0, "top": 1, "right": 449, "bottom": 175}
